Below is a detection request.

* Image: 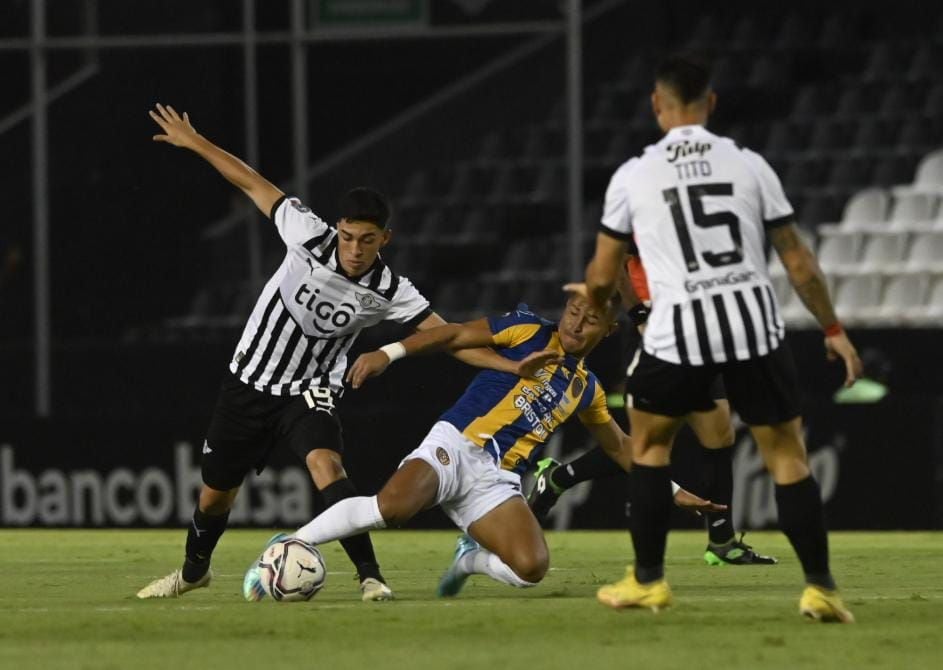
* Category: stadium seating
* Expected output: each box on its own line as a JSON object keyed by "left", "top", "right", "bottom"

{"left": 164, "top": 6, "right": 942, "bottom": 335}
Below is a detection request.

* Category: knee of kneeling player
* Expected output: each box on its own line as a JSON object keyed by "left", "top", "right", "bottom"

{"left": 375, "top": 496, "right": 414, "bottom": 528}
{"left": 511, "top": 551, "right": 549, "bottom": 584}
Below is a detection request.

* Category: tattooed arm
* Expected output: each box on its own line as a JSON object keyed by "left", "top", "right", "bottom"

{"left": 768, "top": 222, "right": 862, "bottom": 387}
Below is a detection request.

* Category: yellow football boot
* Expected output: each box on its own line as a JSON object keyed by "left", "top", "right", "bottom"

{"left": 799, "top": 585, "right": 855, "bottom": 623}
{"left": 596, "top": 568, "right": 673, "bottom": 612}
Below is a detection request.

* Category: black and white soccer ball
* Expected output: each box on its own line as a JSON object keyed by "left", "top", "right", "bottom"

{"left": 258, "top": 538, "right": 327, "bottom": 602}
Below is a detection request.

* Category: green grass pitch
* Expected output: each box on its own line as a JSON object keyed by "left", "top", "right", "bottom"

{"left": 0, "top": 530, "right": 940, "bottom": 669}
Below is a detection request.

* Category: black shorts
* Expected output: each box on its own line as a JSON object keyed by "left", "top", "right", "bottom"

{"left": 623, "top": 327, "right": 728, "bottom": 404}
{"left": 624, "top": 343, "right": 800, "bottom": 426}
{"left": 202, "top": 373, "right": 343, "bottom": 490}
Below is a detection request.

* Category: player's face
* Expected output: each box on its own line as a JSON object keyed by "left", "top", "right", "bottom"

{"left": 336, "top": 219, "right": 391, "bottom": 277}
{"left": 558, "top": 295, "right": 615, "bottom": 357}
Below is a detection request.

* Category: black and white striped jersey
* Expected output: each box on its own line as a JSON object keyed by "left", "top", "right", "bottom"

{"left": 230, "top": 196, "right": 432, "bottom": 395}
{"left": 600, "top": 124, "right": 793, "bottom": 366}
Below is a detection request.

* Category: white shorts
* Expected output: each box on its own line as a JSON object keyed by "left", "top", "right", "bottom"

{"left": 401, "top": 421, "right": 523, "bottom": 532}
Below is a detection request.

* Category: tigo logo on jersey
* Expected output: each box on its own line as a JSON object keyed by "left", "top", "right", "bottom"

{"left": 294, "top": 284, "right": 356, "bottom": 335}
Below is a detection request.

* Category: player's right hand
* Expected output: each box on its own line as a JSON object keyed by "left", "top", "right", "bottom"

{"left": 149, "top": 103, "right": 199, "bottom": 148}
{"left": 824, "top": 331, "right": 863, "bottom": 388}
{"left": 515, "top": 349, "right": 564, "bottom": 380}
{"left": 346, "top": 350, "right": 392, "bottom": 389}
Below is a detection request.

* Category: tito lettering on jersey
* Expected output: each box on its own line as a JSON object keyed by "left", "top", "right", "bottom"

{"left": 599, "top": 124, "right": 792, "bottom": 366}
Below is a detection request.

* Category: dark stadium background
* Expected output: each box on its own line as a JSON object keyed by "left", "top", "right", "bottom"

{"left": 1, "top": 0, "right": 941, "bottom": 530}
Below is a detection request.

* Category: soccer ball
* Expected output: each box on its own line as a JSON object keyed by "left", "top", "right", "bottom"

{"left": 258, "top": 538, "right": 327, "bottom": 602}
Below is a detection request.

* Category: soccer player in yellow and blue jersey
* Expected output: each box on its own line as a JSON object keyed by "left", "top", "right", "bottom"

{"left": 243, "top": 291, "right": 722, "bottom": 598}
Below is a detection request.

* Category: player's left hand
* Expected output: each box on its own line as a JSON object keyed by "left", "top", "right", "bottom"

{"left": 673, "top": 487, "right": 728, "bottom": 516}
{"left": 824, "top": 331, "right": 864, "bottom": 388}
{"left": 346, "top": 350, "right": 392, "bottom": 389}
{"left": 515, "top": 349, "right": 564, "bottom": 379}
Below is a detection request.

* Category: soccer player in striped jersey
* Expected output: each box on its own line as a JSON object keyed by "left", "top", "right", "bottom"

{"left": 136, "top": 104, "right": 526, "bottom": 602}
{"left": 583, "top": 56, "right": 862, "bottom": 621}
{"left": 528, "top": 248, "right": 777, "bottom": 566}
{"left": 242, "top": 294, "right": 723, "bottom": 599}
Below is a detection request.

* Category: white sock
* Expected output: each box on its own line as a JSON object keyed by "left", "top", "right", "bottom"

{"left": 293, "top": 496, "right": 386, "bottom": 545}
{"left": 456, "top": 548, "right": 537, "bottom": 589}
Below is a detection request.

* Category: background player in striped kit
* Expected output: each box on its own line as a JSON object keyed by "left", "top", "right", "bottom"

{"left": 137, "top": 103, "right": 524, "bottom": 602}
{"left": 528, "top": 247, "right": 776, "bottom": 566}
{"left": 583, "top": 56, "right": 862, "bottom": 621}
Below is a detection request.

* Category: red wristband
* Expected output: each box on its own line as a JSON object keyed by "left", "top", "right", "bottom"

{"left": 824, "top": 322, "right": 843, "bottom": 337}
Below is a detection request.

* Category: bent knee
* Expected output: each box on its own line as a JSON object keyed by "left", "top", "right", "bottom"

{"left": 305, "top": 450, "right": 346, "bottom": 485}
{"left": 510, "top": 550, "right": 550, "bottom": 584}
{"left": 702, "top": 425, "right": 735, "bottom": 449}
{"left": 376, "top": 494, "right": 417, "bottom": 528}
{"left": 199, "top": 485, "right": 238, "bottom": 515}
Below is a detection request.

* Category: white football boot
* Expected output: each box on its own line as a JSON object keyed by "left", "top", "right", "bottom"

{"left": 360, "top": 577, "right": 394, "bottom": 602}
{"left": 136, "top": 569, "right": 212, "bottom": 599}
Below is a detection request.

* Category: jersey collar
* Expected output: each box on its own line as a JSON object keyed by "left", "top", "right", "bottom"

{"left": 332, "top": 244, "right": 384, "bottom": 283}
{"left": 663, "top": 124, "right": 706, "bottom": 140}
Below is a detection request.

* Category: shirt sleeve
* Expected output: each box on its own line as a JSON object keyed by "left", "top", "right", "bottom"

{"left": 599, "top": 159, "right": 637, "bottom": 241}
{"left": 577, "top": 375, "right": 612, "bottom": 425}
{"left": 742, "top": 149, "right": 795, "bottom": 228}
{"left": 271, "top": 195, "right": 332, "bottom": 246}
{"left": 488, "top": 311, "right": 544, "bottom": 349}
{"left": 385, "top": 276, "right": 433, "bottom": 327}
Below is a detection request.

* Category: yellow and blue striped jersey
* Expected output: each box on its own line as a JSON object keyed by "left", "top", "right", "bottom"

{"left": 440, "top": 308, "right": 612, "bottom": 475}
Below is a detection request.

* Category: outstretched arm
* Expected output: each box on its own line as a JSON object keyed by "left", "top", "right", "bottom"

{"left": 769, "top": 222, "right": 863, "bottom": 387}
{"left": 149, "top": 103, "right": 283, "bottom": 218}
{"left": 413, "top": 312, "right": 514, "bottom": 372}
{"left": 346, "top": 316, "right": 559, "bottom": 388}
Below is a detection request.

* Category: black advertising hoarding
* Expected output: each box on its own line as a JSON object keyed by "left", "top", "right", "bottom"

{"left": 539, "top": 395, "right": 942, "bottom": 531}
{"left": 0, "top": 420, "right": 316, "bottom": 528}
{"left": 1, "top": 329, "right": 941, "bottom": 528}
{"left": 1, "top": 395, "right": 940, "bottom": 529}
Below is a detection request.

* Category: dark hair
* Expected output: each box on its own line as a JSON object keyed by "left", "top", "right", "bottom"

{"left": 655, "top": 54, "right": 712, "bottom": 105}
{"left": 339, "top": 187, "right": 391, "bottom": 229}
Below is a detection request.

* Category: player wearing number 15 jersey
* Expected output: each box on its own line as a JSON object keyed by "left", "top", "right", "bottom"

{"left": 136, "top": 104, "right": 518, "bottom": 603}
{"left": 584, "top": 55, "right": 863, "bottom": 621}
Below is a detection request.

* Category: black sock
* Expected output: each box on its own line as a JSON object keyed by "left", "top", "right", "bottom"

{"left": 182, "top": 507, "right": 230, "bottom": 582}
{"left": 775, "top": 476, "right": 836, "bottom": 590}
{"left": 551, "top": 447, "right": 624, "bottom": 490}
{"left": 628, "top": 463, "right": 673, "bottom": 584}
{"left": 321, "top": 478, "right": 384, "bottom": 582}
{"left": 702, "top": 446, "right": 736, "bottom": 545}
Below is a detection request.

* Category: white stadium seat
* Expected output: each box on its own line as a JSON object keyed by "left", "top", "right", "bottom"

{"left": 888, "top": 193, "right": 938, "bottom": 230}
{"left": 905, "top": 232, "right": 943, "bottom": 272}
{"left": 833, "top": 275, "right": 882, "bottom": 325}
{"left": 817, "top": 233, "right": 861, "bottom": 271}
{"left": 876, "top": 272, "right": 929, "bottom": 324}
{"left": 913, "top": 149, "right": 943, "bottom": 192}
{"left": 840, "top": 187, "right": 889, "bottom": 228}
{"left": 859, "top": 232, "right": 909, "bottom": 271}
{"left": 909, "top": 275, "right": 943, "bottom": 326}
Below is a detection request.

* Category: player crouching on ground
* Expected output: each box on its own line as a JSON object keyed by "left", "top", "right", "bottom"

{"left": 243, "top": 291, "right": 723, "bottom": 599}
